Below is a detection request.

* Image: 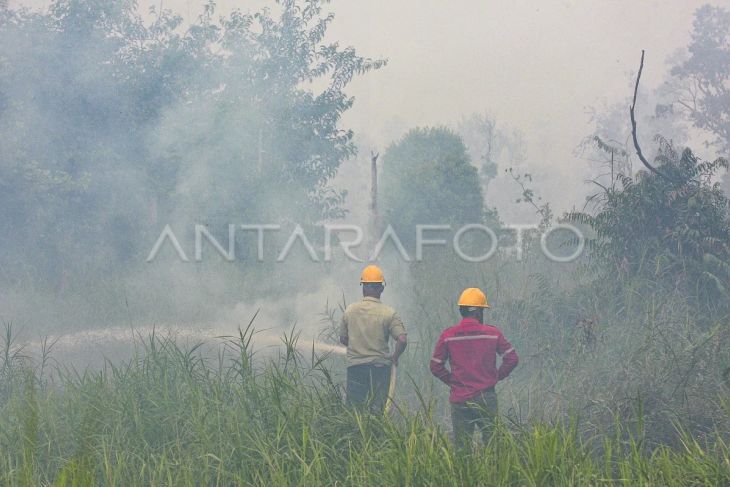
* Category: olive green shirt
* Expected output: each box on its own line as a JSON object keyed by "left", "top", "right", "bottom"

{"left": 340, "top": 297, "right": 407, "bottom": 367}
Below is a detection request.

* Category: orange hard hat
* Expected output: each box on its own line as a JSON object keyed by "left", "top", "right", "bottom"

{"left": 457, "top": 288, "right": 490, "bottom": 308}
{"left": 360, "top": 265, "right": 385, "bottom": 283}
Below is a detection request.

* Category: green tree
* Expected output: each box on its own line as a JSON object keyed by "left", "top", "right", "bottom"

{"left": 0, "top": 0, "right": 382, "bottom": 286}
{"left": 160, "top": 0, "right": 385, "bottom": 228}
{"left": 569, "top": 139, "right": 730, "bottom": 316}
{"left": 380, "top": 127, "right": 491, "bottom": 250}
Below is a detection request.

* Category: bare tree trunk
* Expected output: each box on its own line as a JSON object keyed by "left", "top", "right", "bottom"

{"left": 369, "top": 151, "right": 379, "bottom": 254}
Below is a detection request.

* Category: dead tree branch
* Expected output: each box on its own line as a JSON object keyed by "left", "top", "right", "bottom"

{"left": 630, "top": 50, "right": 675, "bottom": 183}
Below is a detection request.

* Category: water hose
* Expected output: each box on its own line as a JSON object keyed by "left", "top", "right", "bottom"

{"left": 384, "top": 363, "right": 397, "bottom": 415}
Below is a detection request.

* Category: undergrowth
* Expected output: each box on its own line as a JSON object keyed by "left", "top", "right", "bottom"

{"left": 0, "top": 324, "right": 728, "bottom": 486}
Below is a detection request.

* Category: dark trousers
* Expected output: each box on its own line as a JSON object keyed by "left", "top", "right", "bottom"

{"left": 346, "top": 363, "right": 391, "bottom": 413}
{"left": 450, "top": 388, "right": 498, "bottom": 449}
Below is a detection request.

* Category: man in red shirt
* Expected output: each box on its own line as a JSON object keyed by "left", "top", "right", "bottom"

{"left": 430, "top": 288, "right": 519, "bottom": 448}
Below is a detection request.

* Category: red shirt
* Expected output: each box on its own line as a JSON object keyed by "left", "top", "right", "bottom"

{"left": 430, "top": 317, "right": 519, "bottom": 403}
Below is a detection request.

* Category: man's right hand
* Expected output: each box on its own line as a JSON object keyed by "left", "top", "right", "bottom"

{"left": 391, "top": 333, "right": 407, "bottom": 367}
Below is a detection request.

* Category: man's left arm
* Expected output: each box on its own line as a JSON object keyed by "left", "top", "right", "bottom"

{"left": 496, "top": 331, "right": 518, "bottom": 380}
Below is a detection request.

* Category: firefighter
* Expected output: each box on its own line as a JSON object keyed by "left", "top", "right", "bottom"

{"left": 340, "top": 265, "right": 407, "bottom": 413}
{"left": 430, "top": 288, "right": 518, "bottom": 448}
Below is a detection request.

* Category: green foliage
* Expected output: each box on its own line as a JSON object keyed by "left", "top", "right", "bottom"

{"left": 380, "top": 127, "right": 493, "bottom": 249}
{"left": 0, "top": 328, "right": 727, "bottom": 486}
{"left": 569, "top": 140, "right": 730, "bottom": 315}
{"left": 0, "top": 0, "right": 382, "bottom": 286}
{"left": 506, "top": 167, "right": 553, "bottom": 230}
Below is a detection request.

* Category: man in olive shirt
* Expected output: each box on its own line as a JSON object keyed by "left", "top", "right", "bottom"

{"left": 340, "top": 265, "right": 407, "bottom": 412}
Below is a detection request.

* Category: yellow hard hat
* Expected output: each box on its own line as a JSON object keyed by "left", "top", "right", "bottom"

{"left": 360, "top": 265, "right": 385, "bottom": 283}
{"left": 458, "top": 288, "right": 490, "bottom": 308}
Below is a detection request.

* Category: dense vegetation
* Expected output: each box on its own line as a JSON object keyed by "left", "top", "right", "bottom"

{"left": 0, "top": 329, "right": 728, "bottom": 485}
{"left": 0, "top": 0, "right": 383, "bottom": 289}
{"left": 380, "top": 127, "right": 492, "bottom": 245}
{"left": 570, "top": 142, "right": 730, "bottom": 318}
{"left": 1, "top": 0, "right": 729, "bottom": 485}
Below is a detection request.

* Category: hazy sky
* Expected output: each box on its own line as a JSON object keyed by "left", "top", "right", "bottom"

{"left": 11, "top": 0, "right": 723, "bottom": 215}
{"left": 321, "top": 0, "right": 718, "bottom": 214}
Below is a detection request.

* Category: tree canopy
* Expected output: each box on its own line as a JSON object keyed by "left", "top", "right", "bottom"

{"left": 671, "top": 4, "right": 730, "bottom": 153}
{"left": 570, "top": 139, "right": 730, "bottom": 316}
{"left": 0, "top": 0, "right": 383, "bottom": 285}
{"left": 380, "top": 127, "right": 492, "bottom": 249}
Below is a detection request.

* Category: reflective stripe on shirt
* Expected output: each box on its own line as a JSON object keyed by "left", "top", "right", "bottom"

{"left": 444, "top": 334, "right": 498, "bottom": 342}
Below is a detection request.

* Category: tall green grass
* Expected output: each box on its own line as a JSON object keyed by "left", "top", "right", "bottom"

{"left": 0, "top": 325, "right": 728, "bottom": 486}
